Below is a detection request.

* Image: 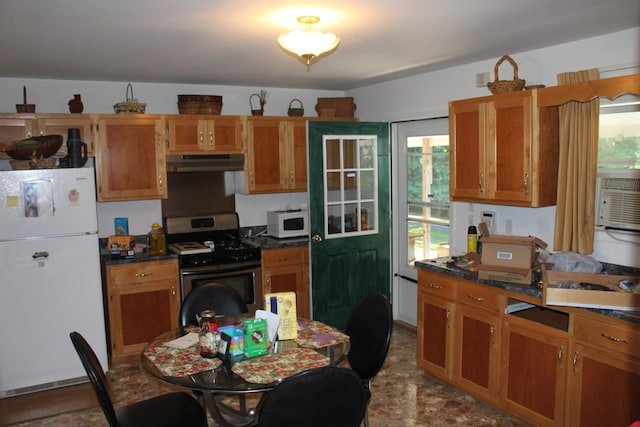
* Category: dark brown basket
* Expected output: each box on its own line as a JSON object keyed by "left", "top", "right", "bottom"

{"left": 178, "top": 95, "right": 223, "bottom": 114}
{"left": 287, "top": 99, "right": 304, "bottom": 116}
{"left": 315, "top": 97, "right": 356, "bottom": 118}
{"left": 487, "top": 55, "right": 526, "bottom": 95}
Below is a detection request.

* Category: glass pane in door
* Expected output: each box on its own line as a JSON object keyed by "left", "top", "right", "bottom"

{"left": 323, "top": 135, "right": 378, "bottom": 238}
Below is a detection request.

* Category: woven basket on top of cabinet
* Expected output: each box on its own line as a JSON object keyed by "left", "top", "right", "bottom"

{"left": 487, "top": 55, "right": 526, "bottom": 95}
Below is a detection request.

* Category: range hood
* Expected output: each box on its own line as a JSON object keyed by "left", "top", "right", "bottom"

{"left": 166, "top": 153, "right": 244, "bottom": 172}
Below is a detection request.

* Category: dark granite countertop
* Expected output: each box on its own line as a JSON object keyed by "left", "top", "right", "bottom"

{"left": 242, "top": 235, "right": 309, "bottom": 249}
{"left": 415, "top": 258, "right": 640, "bottom": 325}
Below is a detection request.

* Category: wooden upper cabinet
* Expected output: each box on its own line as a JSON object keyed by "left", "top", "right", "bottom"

{"left": 166, "top": 115, "right": 242, "bottom": 154}
{"left": 449, "top": 90, "right": 559, "bottom": 207}
{"left": 36, "top": 114, "right": 95, "bottom": 156}
{"left": 95, "top": 115, "right": 167, "bottom": 201}
{"left": 242, "top": 117, "right": 308, "bottom": 194}
{"left": 0, "top": 114, "right": 95, "bottom": 159}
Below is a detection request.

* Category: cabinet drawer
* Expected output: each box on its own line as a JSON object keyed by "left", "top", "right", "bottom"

{"left": 262, "top": 246, "right": 308, "bottom": 267}
{"left": 456, "top": 281, "right": 500, "bottom": 312}
{"left": 574, "top": 315, "right": 640, "bottom": 358}
{"left": 418, "top": 269, "right": 456, "bottom": 300}
{"left": 108, "top": 259, "right": 178, "bottom": 286}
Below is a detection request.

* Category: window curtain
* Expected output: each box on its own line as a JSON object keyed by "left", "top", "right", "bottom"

{"left": 553, "top": 69, "right": 600, "bottom": 253}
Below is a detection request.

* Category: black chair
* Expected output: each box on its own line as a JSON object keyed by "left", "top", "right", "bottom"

{"left": 179, "top": 282, "right": 248, "bottom": 327}
{"left": 345, "top": 293, "right": 393, "bottom": 427}
{"left": 252, "top": 366, "right": 370, "bottom": 427}
{"left": 69, "top": 331, "right": 207, "bottom": 427}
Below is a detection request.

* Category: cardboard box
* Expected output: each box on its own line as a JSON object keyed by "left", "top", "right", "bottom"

{"left": 264, "top": 292, "right": 298, "bottom": 340}
{"left": 477, "top": 265, "right": 533, "bottom": 285}
{"left": 107, "top": 235, "right": 135, "bottom": 253}
{"left": 243, "top": 318, "right": 268, "bottom": 358}
{"left": 542, "top": 266, "right": 640, "bottom": 311}
{"left": 477, "top": 222, "right": 547, "bottom": 269}
{"left": 218, "top": 325, "right": 244, "bottom": 357}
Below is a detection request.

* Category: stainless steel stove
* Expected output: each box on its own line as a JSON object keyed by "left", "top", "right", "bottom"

{"left": 164, "top": 212, "right": 263, "bottom": 314}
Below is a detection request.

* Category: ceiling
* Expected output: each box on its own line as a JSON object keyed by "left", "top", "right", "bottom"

{"left": 1, "top": 0, "right": 638, "bottom": 91}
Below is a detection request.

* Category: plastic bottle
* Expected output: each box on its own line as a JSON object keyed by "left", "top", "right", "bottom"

{"left": 467, "top": 225, "right": 478, "bottom": 253}
{"left": 148, "top": 223, "right": 166, "bottom": 256}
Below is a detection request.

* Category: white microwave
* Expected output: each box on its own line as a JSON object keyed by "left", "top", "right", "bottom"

{"left": 267, "top": 210, "right": 309, "bottom": 238}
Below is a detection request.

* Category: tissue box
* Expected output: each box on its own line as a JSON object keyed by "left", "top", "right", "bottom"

{"left": 218, "top": 325, "right": 244, "bottom": 357}
{"left": 243, "top": 318, "right": 268, "bottom": 358}
{"left": 265, "top": 292, "right": 298, "bottom": 340}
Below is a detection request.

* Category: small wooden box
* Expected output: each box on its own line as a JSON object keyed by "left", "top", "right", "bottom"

{"left": 315, "top": 97, "right": 356, "bottom": 118}
{"left": 542, "top": 266, "right": 640, "bottom": 311}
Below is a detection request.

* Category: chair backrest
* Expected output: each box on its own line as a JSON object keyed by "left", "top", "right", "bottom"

{"left": 345, "top": 293, "right": 393, "bottom": 381}
{"left": 69, "top": 331, "right": 118, "bottom": 427}
{"left": 254, "top": 366, "right": 370, "bottom": 427}
{"left": 179, "top": 282, "right": 248, "bottom": 327}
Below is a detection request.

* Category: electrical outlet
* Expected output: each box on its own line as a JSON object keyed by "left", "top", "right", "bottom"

{"left": 475, "top": 72, "right": 490, "bottom": 87}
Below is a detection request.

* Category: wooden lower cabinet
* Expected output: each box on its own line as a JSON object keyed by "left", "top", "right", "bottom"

{"left": 417, "top": 268, "right": 639, "bottom": 427}
{"left": 566, "top": 315, "right": 640, "bottom": 427}
{"left": 106, "top": 259, "right": 180, "bottom": 360}
{"left": 455, "top": 305, "right": 500, "bottom": 401}
{"left": 500, "top": 319, "right": 568, "bottom": 426}
{"left": 262, "top": 246, "right": 310, "bottom": 319}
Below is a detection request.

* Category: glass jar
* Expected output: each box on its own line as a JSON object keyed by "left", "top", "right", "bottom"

{"left": 198, "top": 310, "right": 218, "bottom": 358}
{"left": 148, "top": 223, "right": 166, "bottom": 256}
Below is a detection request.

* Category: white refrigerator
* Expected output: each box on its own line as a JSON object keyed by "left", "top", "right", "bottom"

{"left": 0, "top": 167, "right": 108, "bottom": 398}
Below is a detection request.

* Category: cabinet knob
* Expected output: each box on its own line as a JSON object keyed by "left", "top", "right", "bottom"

{"left": 311, "top": 234, "right": 323, "bottom": 243}
{"left": 523, "top": 173, "right": 529, "bottom": 195}
{"left": 478, "top": 173, "right": 484, "bottom": 193}
{"left": 199, "top": 131, "right": 204, "bottom": 147}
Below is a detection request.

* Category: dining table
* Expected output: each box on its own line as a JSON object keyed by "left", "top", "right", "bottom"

{"left": 140, "top": 317, "right": 350, "bottom": 427}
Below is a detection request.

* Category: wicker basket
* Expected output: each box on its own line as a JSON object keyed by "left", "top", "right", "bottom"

{"left": 487, "top": 55, "right": 525, "bottom": 95}
{"left": 10, "top": 158, "right": 57, "bottom": 170}
{"left": 177, "top": 95, "right": 223, "bottom": 114}
{"left": 114, "top": 83, "right": 146, "bottom": 113}
{"left": 287, "top": 99, "right": 304, "bottom": 117}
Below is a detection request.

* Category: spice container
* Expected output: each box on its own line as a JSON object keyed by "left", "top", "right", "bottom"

{"left": 198, "top": 310, "right": 219, "bottom": 358}
{"left": 147, "top": 223, "right": 166, "bottom": 256}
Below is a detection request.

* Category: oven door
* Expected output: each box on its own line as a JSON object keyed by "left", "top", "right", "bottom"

{"left": 180, "top": 262, "right": 263, "bottom": 315}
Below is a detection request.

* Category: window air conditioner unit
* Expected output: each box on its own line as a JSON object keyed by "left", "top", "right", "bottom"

{"left": 595, "top": 170, "right": 640, "bottom": 232}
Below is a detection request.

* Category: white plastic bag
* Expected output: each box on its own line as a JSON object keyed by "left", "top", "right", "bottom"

{"left": 547, "top": 252, "right": 602, "bottom": 273}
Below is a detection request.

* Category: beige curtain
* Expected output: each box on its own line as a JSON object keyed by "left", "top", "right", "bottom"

{"left": 553, "top": 69, "right": 600, "bottom": 253}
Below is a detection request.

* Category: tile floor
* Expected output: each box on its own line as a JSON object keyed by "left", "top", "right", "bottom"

{"left": 3, "top": 325, "right": 526, "bottom": 426}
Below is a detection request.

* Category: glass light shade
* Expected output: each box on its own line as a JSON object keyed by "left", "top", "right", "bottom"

{"left": 278, "top": 29, "right": 340, "bottom": 64}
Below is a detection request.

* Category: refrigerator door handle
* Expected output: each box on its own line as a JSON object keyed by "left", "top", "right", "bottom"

{"left": 32, "top": 251, "right": 49, "bottom": 259}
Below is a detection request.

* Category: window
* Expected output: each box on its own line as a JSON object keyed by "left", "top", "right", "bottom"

{"left": 599, "top": 96, "right": 640, "bottom": 169}
{"left": 394, "top": 118, "right": 450, "bottom": 282}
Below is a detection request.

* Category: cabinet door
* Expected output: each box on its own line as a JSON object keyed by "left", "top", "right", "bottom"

{"left": 0, "top": 116, "right": 36, "bottom": 144}
{"left": 449, "top": 100, "right": 486, "bottom": 200}
{"left": 246, "top": 118, "right": 286, "bottom": 193}
{"left": 455, "top": 305, "right": 500, "bottom": 401}
{"left": 96, "top": 116, "right": 167, "bottom": 201}
{"left": 37, "top": 115, "right": 95, "bottom": 156}
{"left": 166, "top": 116, "right": 242, "bottom": 153}
{"left": 262, "top": 246, "right": 310, "bottom": 319}
{"left": 567, "top": 343, "right": 640, "bottom": 427}
{"left": 107, "top": 260, "right": 180, "bottom": 359}
{"left": 287, "top": 120, "right": 308, "bottom": 191}
{"left": 500, "top": 321, "right": 567, "bottom": 426}
{"left": 489, "top": 95, "right": 532, "bottom": 203}
{"left": 417, "top": 291, "right": 454, "bottom": 381}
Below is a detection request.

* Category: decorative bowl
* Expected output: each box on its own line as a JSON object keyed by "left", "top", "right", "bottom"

{"left": 4, "top": 135, "right": 63, "bottom": 160}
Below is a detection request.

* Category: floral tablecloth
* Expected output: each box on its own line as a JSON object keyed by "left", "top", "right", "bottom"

{"left": 231, "top": 347, "right": 329, "bottom": 384}
{"left": 144, "top": 344, "right": 222, "bottom": 377}
{"left": 295, "top": 319, "right": 350, "bottom": 349}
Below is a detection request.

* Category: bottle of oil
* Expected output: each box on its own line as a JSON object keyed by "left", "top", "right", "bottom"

{"left": 148, "top": 223, "right": 166, "bottom": 256}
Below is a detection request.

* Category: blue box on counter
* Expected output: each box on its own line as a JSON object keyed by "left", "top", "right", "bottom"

{"left": 114, "top": 218, "right": 129, "bottom": 236}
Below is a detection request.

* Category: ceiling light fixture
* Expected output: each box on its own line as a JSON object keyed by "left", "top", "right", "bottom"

{"left": 277, "top": 16, "right": 340, "bottom": 70}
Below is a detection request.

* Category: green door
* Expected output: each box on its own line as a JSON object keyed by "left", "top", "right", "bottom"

{"left": 308, "top": 121, "right": 390, "bottom": 330}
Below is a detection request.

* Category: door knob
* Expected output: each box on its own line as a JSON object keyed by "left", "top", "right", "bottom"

{"left": 311, "top": 234, "right": 323, "bottom": 243}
